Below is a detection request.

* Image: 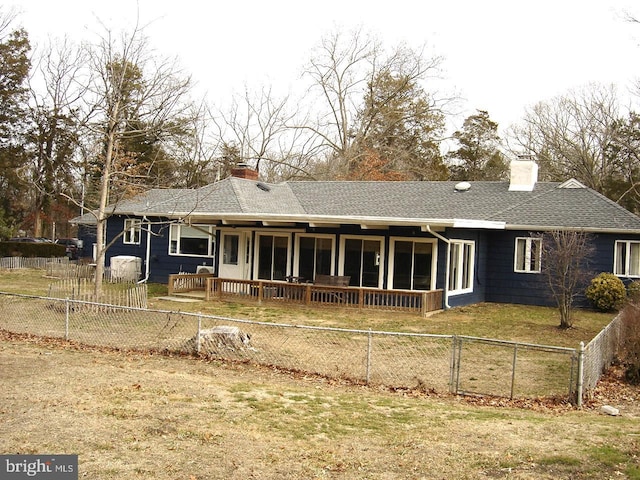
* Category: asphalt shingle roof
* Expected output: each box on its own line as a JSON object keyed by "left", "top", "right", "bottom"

{"left": 100, "top": 177, "right": 640, "bottom": 233}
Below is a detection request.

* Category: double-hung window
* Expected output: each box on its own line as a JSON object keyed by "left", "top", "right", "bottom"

{"left": 514, "top": 237, "right": 541, "bottom": 273}
{"left": 169, "top": 224, "right": 216, "bottom": 257}
{"left": 614, "top": 240, "right": 640, "bottom": 277}
{"left": 449, "top": 240, "right": 474, "bottom": 294}
{"left": 123, "top": 219, "right": 141, "bottom": 245}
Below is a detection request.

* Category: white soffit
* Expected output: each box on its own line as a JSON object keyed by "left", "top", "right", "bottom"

{"left": 452, "top": 219, "right": 506, "bottom": 229}
{"left": 262, "top": 221, "right": 296, "bottom": 227}
{"left": 360, "top": 224, "right": 389, "bottom": 230}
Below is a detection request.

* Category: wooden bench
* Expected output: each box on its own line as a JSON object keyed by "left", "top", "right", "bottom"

{"left": 314, "top": 274, "right": 351, "bottom": 286}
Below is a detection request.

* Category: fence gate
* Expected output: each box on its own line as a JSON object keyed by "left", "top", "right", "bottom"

{"left": 451, "top": 336, "right": 579, "bottom": 401}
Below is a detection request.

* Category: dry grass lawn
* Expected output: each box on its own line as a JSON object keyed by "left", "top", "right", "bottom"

{"left": 0, "top": 268, "right": 613, "bottom": 346}
{"left": 1, "top": 331, "right": 640, "bottom": 479}
{"left": 1, "top": 268, "right": 639, "bottom": 478}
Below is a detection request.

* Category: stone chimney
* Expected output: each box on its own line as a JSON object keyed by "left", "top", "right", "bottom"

{"left": 230, "top": 163, "right": 259, "bottom": 180}
{"left": 508, "top": 159, "right": 538, "bottom": 192}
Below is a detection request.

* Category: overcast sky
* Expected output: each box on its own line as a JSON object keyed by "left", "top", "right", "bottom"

{"left": 7, "top": 0, "right": 640, "bottom": 132}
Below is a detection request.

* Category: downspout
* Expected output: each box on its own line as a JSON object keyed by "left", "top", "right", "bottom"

{"left": 138, "top": 216, "right": 151, "bottom": 284}
{"left": 425, "top": 225, "right": 451, "bottom": 309}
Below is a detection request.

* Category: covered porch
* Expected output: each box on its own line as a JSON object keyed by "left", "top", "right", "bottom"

{"left": 167, "top": 273, "right": 444, "bottom": 317}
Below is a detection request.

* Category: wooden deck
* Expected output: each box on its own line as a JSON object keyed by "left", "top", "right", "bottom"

{"left": 167, "top": 274, "right": 444, "bottom": 317}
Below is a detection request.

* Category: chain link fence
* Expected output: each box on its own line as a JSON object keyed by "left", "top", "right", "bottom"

{"left": 0, "top": 291, "right": 591, "bottom": 403}
{"left": 452, "top": 337, "right": 579, "bottom": 400}
{"left": 582, "top": 313, "right": 623, "bottom": 394}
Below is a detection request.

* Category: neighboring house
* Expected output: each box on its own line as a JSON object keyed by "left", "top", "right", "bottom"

{"left": 78, "top": 160, "right": 640, "bottom": 310}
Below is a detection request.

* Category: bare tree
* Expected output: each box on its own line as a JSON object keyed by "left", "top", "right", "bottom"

{"left": 80, "top": 24, "right": 192, "bottom": 297}
{"left": 166, "top": 100, "right": 220, "bottom": 187}
{"left": 298, "top": 28, "right": 448, "bottom": 178}
{"left": 508, "top": 84, "right": 621, "bottom": 194}
{"left": 301, "top": 28, "right": 377, "bottom": 172}
{"left": 605, "top": 112, "right": 640, "bottom": 214}
{"left": 625, "top": 13, "right": 640, "bottom": 98}
{"left": 539, "top": 230, "right": 594, "bottom": 329}
{"left": 210, "top": 86, "right": 316, "bottom": 181}
{"left": 24, "top": 37, "right": 87, "bottom": 238}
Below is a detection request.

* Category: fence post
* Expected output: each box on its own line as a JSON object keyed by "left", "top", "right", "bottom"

{"left": 510, "top": 344, "right": 518, "bottom": 399}
{"left": 366, "top": 328, "right": 372, "bottom": 384}
{"left": 449, "top": 336, "right": 459, "bottom": 394}
{"left": 196, "top": 313, "right": 202, "bottom": 355}
{"left": 65, "top": 297, "right": 70, "bottom": 341}
{"left": 576, "top": 341, "right": 585, "bottom": 408}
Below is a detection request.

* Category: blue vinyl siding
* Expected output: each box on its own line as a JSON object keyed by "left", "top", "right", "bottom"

{"left": 103, "top": 214, "right": 640, "bottom": 309}
{"left": 105, "top": 216, "right": 217, "bottom": 283}
{"left": 76, "top": 224, "right": 96, "bottom": 260}
{"left": 484, "top": 231, "right": 551, "bottom": 306}
{"left": 105, "top": 215, "right": 147, "bottom": 261}
{"left": 484, "top": 231, "right": 633, "bottom": 307}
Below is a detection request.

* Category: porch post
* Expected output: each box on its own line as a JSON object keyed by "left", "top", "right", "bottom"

{"left": 424, "top": 225, "right": 451, "bottom": 309}
{"left": 421, "top": 292, "right": 427, "bottom": 317}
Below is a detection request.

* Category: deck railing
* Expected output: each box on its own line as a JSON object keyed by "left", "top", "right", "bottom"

{"left": 166, "top": 276, "right": 444, "bottom": 316}
{"left": 167, "top": 273, "right": 214, "bottom": 295}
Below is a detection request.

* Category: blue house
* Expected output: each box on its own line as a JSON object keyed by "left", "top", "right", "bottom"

{"left": 91, "top": 160, "right": 640, "bottom": 312}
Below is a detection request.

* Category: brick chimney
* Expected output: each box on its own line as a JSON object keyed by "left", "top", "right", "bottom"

{"left": 230, "top": 163, "right": 259, "bottom": 180}
{"left": 508, "top": 159, "right": 538, "bottom": 192}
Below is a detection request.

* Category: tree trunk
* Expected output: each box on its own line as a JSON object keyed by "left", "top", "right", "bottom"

{"left": 559, "top": 296, "right": 573, "bottom": 329}
{"left": 93, "top": 105, "right": 119, "bottom": 300}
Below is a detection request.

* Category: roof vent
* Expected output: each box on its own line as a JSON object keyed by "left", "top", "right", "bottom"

{"left": 256, "top": 182, "right": 271, "bottom": 192}
{"left": 454, "top": 181, "right": 471, "bottom": 192}
{"left": 558, "top": 178, "right": 586, "bottom": 189}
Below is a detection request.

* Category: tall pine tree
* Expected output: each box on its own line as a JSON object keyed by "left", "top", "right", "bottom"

{"left": 0, "top": 21, "right": 30, "bottom": 234}
{"left": 448, "top": 110, "right": 507, "bottom": 181}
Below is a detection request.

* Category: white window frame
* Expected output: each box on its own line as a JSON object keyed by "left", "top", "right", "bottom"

{"left": 448, "top": 240, "right": 475, "bottom": 295}
{"left": 293, "top": 233, "right": 336, "bottom": 279}
{"left": 388, "top": 237, "right": 438, "bottom": 291}
{"left": 254, "top": 231, "right": 293, "bottom": 281}
{"left": 338, "top": 235, "right": 385, "bottom": 289}
{"left": 514, "top": 237, "right": 542, "bottom": 274}
{"left": 168, "top": 224, "right": 216, "bottom": 258}
{"left": 614, "top": 240, "right": 640, "bottom": 277}
{"left": 123, "top": 218, "right": 141, "bottom": 245}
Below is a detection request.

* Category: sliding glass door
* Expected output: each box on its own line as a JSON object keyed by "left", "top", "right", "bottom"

{"left": 341, "top": 236, "right": 383, "bottom": 288}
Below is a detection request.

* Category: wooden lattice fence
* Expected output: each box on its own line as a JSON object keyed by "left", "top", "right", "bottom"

{"left": 47, "top": 278, "right": 147, "bottom": 309}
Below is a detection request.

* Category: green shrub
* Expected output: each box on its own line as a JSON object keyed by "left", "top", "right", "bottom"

{"left": 628, "top": 281, "right": 640, "bottom": 302}
{"left": 585, "top": 273, "right": 627, "bottom": 312}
